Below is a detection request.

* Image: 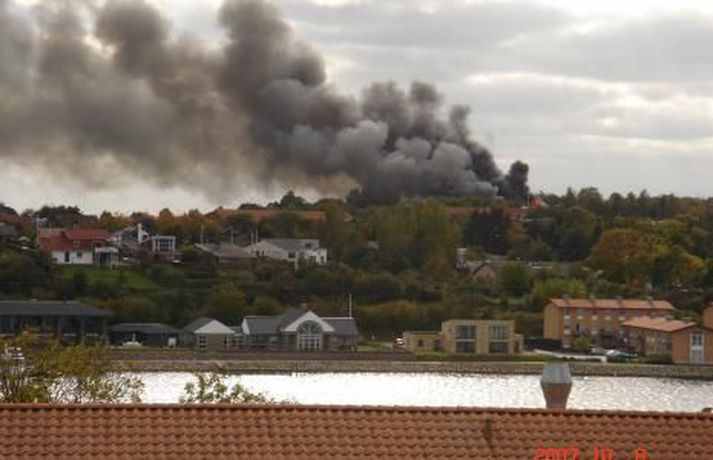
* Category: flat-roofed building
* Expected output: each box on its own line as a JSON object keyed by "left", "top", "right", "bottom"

{"left": 110, "top": 323, "right": 185, "bottom": 348}
{"left": 402, "top": 331, "right": 441, "bottom": 352}
{"left": 403, "top": 320, "right": 522, "bottom": 354}
{"left": 0, "top": 300, "right": 112, "bottom": 343}
{"left": 543, "top": 297, "right": 676, "bottom": 348}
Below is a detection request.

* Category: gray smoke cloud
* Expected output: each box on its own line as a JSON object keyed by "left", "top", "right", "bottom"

{"left": 0, "top": 0, "right": 528, "bottom": 204}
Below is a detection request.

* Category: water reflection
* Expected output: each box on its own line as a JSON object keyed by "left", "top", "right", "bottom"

{"left": 138, "top": 372, "right": 713, "bottom": 412}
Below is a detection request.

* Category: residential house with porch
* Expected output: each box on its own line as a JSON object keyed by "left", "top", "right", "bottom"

{"left": 242, "top": 308, "right": 359, "bottom": 351}
{"left": 38, "top": 228, "right": 118, "bottom": 268}
{"left": 0, "top": 300, "right": 112, "bottom": 343}
{"left": 111, "top": 224, "right": 177, "bottom": 259}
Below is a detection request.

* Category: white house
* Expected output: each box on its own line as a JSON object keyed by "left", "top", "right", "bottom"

{"left": 183, "top": 317, "right": 237, "bottom": 351}
{"left": 37, "top": 228, "right": 118, "bottom": 268}
{"left": 245, "top": 238, "right": 327, "bottom": 266}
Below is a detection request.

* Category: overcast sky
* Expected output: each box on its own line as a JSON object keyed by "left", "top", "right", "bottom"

{"left": 2, "top": 0, "right": 713, "bottom": 213}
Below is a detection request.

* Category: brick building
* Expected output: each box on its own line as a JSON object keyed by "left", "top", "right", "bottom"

{"left": 543, "top": 297, "right": 675, "bottom": 348}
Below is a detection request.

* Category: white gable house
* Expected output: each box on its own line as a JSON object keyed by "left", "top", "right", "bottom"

{"left": 246, "top": 238, "right": 327, "bottom": 267}
{"left": 184, "top": 317, "right": 237, "bottom": 351}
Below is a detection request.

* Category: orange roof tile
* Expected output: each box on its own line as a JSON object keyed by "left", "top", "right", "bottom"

{"left": 64, "top": 228, "right": 109, "bottom": 240}
{"left": 622, "top": 316, "right": 698, "bottom": 333}
{"left": 549, "top": 298, "right": 675, "bottom": 311}
{"left": 0, "top": 404, "right": 710, "bottom": 459}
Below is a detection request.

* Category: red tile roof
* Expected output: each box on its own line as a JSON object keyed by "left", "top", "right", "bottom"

{"left": 0, "top": 404, "right": 711, "bottom": 459}
{"left": 550, "top": 298, "right": 675, "bottom": 311}
{"left": 37, "top": 228, "right": 109, "bottom": 253}
{"left": 63, "top": 228, "right": 109, "bottom": 240}
{"left": 622, "top": 316, "right": 698, "bottom": 333}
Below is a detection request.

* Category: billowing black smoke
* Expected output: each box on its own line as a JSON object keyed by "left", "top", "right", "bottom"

{"left": 0, "top": 0, "right": 528, "bottom": 204}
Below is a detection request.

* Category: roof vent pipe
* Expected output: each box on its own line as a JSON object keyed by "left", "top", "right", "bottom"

{"left": 540, "top": 362, "right": 573, "bottom": 410}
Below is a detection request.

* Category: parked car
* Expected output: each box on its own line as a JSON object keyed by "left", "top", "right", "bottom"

{"left": 605, "top": 349, "right": 637, "bottom": 360}
{"left": 588, "top": 346, "right": 607, "bottom": 355}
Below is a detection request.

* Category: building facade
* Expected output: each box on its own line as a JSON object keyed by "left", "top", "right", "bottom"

{"left": 543, "top": 297, "right": 676, "bottom": 348}
{"left": 0, "top": 300, "right": 112, "bottom": 343}
{"left": 38, "top": 228, "right": 118, "bottom": 268}
{"left": 110, "top": 323, "right": 185, "bottom": 348}
{"left": 402, "top": 331, "right": 441, "bottom": 352}
{"left": 246, "top": 239, "right": 328, "bottom": 266}
{"left": 403, "top": 320, "right": 522, "bottom": 354}
{"left": 622, "top": 305, "right": 713, "bottom": 364}
{"left": 183, "top": 317, "right": 237, "bottom": 351}
{"left": 242, "top": 308, "right": 358, "bottom": 351}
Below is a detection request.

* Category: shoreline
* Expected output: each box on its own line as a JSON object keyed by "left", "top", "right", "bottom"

{"left": 115, "top": 359, "right": 713, "bottom": 380}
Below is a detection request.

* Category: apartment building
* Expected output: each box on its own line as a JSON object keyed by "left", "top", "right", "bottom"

{"left": 622, "top": 304, "right": 713, "bottom": 364}
{"left": 543, "top": 297, "right": 676, "bottom": 348}
{"left": 403, "top": 319, "right": 522, "bottom": 354}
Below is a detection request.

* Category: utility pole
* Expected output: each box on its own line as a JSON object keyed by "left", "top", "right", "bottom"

{"left": 348, "top": 294, "right": 353, "bottom": 318}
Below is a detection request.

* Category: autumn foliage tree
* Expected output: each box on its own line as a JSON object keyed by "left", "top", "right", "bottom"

{"left": 0, "top": 332, "right": 143, "bottom": 403}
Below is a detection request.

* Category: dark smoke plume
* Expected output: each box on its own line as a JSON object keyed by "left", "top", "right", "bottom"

{"left": 0, "top": 0, "right": 529, "bottom": 203}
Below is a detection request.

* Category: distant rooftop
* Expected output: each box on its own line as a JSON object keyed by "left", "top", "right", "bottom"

{"left": 549, "top": 298, "right": 675, "bottom": 311}
{"left": 622, "top": 316, "right": 698, "bottom": 333}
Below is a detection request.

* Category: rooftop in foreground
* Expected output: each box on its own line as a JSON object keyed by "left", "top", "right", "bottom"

{"left": 1, "top": 404, "right": 711, "bottom": 458}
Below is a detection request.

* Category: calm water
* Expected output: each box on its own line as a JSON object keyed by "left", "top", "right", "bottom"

{"left": 137, "top": 372, "right": 713, "bottom": 412}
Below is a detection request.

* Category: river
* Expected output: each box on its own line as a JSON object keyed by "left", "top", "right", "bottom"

{"left": 138, "top": 372, "right": 713, "bottom": 412}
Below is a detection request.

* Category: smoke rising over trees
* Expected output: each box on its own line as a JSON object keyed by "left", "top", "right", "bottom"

{"left": 0, "top": 0, "right": 529, "bottom": 204}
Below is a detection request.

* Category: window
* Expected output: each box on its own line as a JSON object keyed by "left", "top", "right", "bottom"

{"left": 456, "top": 325, "right": 475, "bottom": 339}
{"left": 64, "top": 252, "right": 70, "bottom": 263}
{"left": 73, "top": 240, "right": 80, "bottom": 248}
{"left": 197, "top": 335, "right": 206, "bottom": 350}
{"left": 417, "top": 339, "right": 424, "bottom": 347}
{"left": 489, "top": 325, "right": 508, "bottom": 340}
{"left": 288, "top": 251, "right": 296, "bottom": 259}
{"left": 489, "top": 342, "right": 508, "bottom": 353}
{"left": 223, "top": 335, "right": 232, "bottom": 349}
{"left": 297, "top": 321, "right": 322, "bottom": 351}
{"left": 577, "top": 308, "right": 584, "bottom": 319}
{"left": 76, "top": 252, "right": 83, "bottom": 258}
{"left": 691, "top": 332, "right": 704, "bottom": 347}
{"left": 455, "top": 341, "right": 475, "bottom": 353}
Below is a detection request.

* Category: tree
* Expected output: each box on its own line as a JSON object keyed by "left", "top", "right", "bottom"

{"left": 531, "top": 278, "right": 587, "bottom": 310}
{"left": 201, "top": 283, "right": 247, "bottom": 324}
{"left": 464, "top": 209, "right": 510, "bottom": 255}
{"left": 180, "top": 372, "right": 272, "bottom": 404}
{"left": 498, "top": 262, "right": 530, "bottom": 296}
{"left": 414, "top": 201, "right": 461, "bottom": 279}
{"left": 0, "top": 332, "right": 143, "bottom": 403}
{"left": 587, "top": 228, "right": 652, "bottom": 285}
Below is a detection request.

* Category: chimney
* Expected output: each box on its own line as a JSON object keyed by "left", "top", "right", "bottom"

{"left": 540, "top": 362, "right": 573, "bottom": 410}
{"left": 703, "top": 303, "right": 713, "bottom": 330}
